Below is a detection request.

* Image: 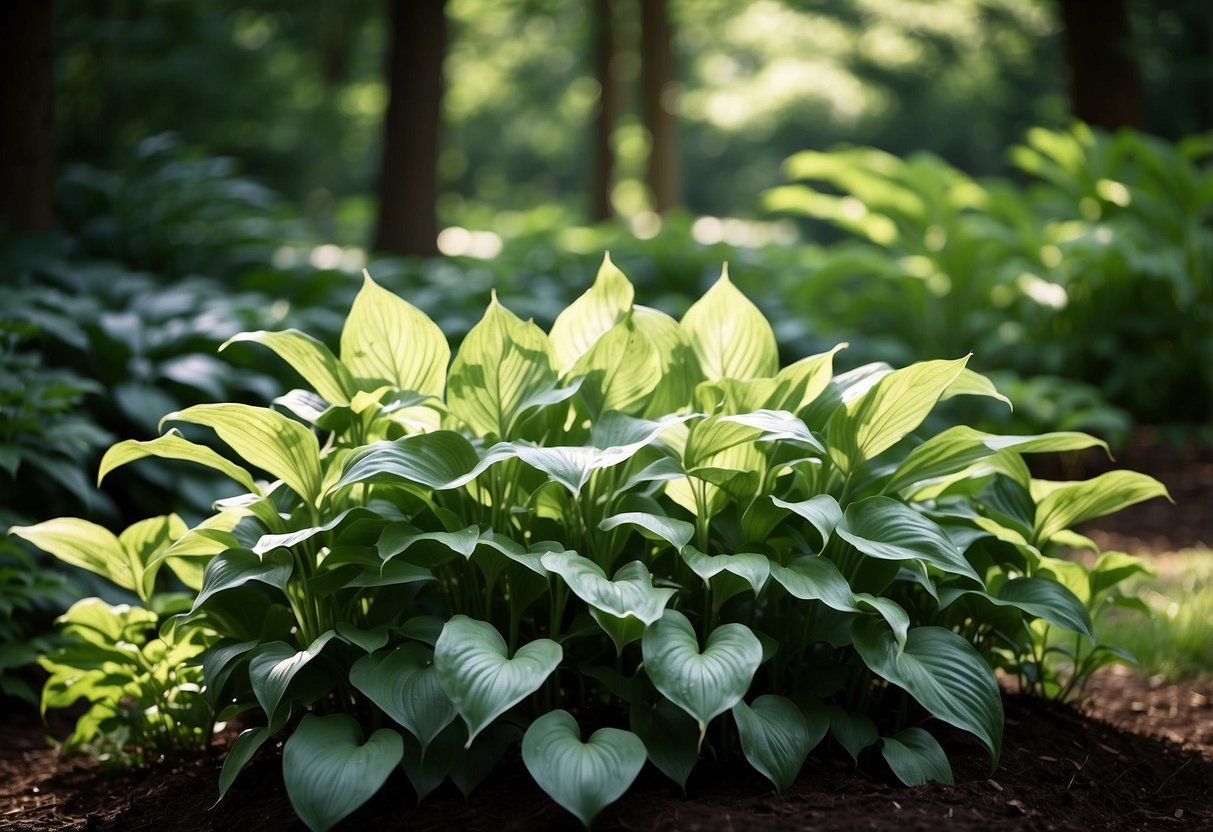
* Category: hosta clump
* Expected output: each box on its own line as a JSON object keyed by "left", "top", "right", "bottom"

{"left": 66, "top": 256, "right": 1166, "bottom": 828}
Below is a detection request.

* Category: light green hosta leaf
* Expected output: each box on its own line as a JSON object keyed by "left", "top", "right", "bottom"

{"left": 599, "top": 511, "right": 694, "bottom": 553}
{"left": 522, "top": 710, "right": 647, "bottom": 828}
{"left": 282, "top": 714, "right": 403, "bottom": 832}
{"left": 684, "top": 416, "right": 762, "bottom": 467}
{"left": 629, "top": 698, "right": 700, "bottom": 789}
{"left": 765, "top": 344, "right": 847, "bottom": 412}
{"left": 222, "top": 329, "right": 355, "bottom": 405}
{"left": 770, "top": 495, "right": 842, "bottom": 550}
{"left": 883, "top": 426, "right": 1108, "bottom": 496}
{"left": 446, "top": 296, "right": 558, "bottom": 440}
{"left": 573, "top": 313, "right": 663, "bottom": 417}
{"left": 192, "top": 549, "right": 293, "bottom": 611}
{"left": 350, "top": 643, "right": 456, "bottom": 751}
{"left": 513, "top": 445, "right": 601, "bottom": 497}
{"left": 720, "top": 410, "right": 824, "bottom": 452}
{"left": 634, "top": 305, "right": 702, "bottom": 416}
{"left": 434, "top": 615, "right": 561, "bottom": 746}
{"left": 941, "top": 577, "right": 1093, "bottom": 638}
{"left": 249, "top": 631, "right": 339, "bottom": 722}
{"left": 98, "top": 430, "right": 261, "bottom": 495}
{"left": 341, "top": 272, "right": 449, "bottom": 398}
{"left": 118, "top": 514, "right": 188, "bottom": 600}
{"left": 733, "top": 695, "right": 813, "bottom": 794}
{"left": 641, "top": 610, "right": 762, "bottom": 743}
{"left": 163, "top": 403, "right": 322, "bottom": 505}
{"left": 827, "top": 705, "right": 878, "bottom": 762}
{"left": 1032, "top": 471, "right": 1170, "bottom": 545}
{"left": 550, "top": 253, "right": 634, "bottom": 373}
{"left": 541, "top": 555, "right": 675, "bottom": 651}
{"left": 336, "top": 431, "right": 513, "bottom": 492}
{"left": 852, "top": 620, "right": 1003, "bottom": 765}
{"left": 1090, "top": 550, "right": 1154, "bottom": 597}
{"left": 941, "top": 367, "right": 1012, "bottom": 409}
{"left": 680, "top": 265, "right": 778, "bottom": 381}
{"left": 11, "top": 518, "right": 139, "bottom": 597}
{"left": 837, "top": 497, "right": 981, "bottom": 583}
{"left": 827, "top": 356, "right": 970, "bottom": 471}
{"left": 881, "top": 727, "right": 953, "bottom": 786}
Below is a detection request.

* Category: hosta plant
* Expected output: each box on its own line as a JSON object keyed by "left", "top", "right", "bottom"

{"left": 48, "top": 256, "right": 1167, "bottom": 829}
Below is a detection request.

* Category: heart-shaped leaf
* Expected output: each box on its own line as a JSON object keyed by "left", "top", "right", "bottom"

{"left": 573, "top": 313, "right": 663, "bottom": 417}
{"left": 733, "top": 695, "right": 814, "bottom": 793}
{"left": 282, "top": 713, "right": 403, "bottom": 832}
{"left": 881, "top": 727, "right": 953, "bottom": 786}
{"left": 629, "top": 697, "right": 701, "bottom": 789}
{"left": 350, "top": 643, "right": 456, "bottom": 750}
{"left": 434, "top": 615, "right": 561, "bottom": 745}
{"left": 827, "top": 705, "right": 878, "bottom": 762}
{"left": 249, "top": 631, "right": 338, "bottom": 722}
{"left": 192, "top": 548, "right": 293, "bottom": 611}
{"left": 541, "top": 555, "right": 675, "bottom": 652}
{"left": 549, "top": 253, "right": 634, "bottom": 373}
{"left": 522, "top": 709, "right": 646, "bottom": 828}
{"left": 641, "top": 610, "right": 762, "bottom": 743}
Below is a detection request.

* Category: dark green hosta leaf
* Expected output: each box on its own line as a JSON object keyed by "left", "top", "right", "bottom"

{"left": 341, "top": 272, "right": 449, "bottom": 398}
{"left": 733, "top": 695, "right": 814, "bottom": 793}
{"left": 827, "top": 705, "right": 878, "bottom": 762}
{"left": 222, "top": 329, "right": 355, "bottom": 405}
{"left": 941, "top": 577, "right": 1093, "bottom": 638}
{"left": 881, "top": 727, "right": 953, "bottom": 786}
{"left": 400, "top": 720, "right": 461, "bottom": 803}
{"left": 681, "top": 265, "right": 778, "bottom": 381}
{"left": 216, "top": 707, "right": 292, "bottom": 803}
{"left": 629, "top": 698, "right": 701, "bottom": 789}
{"left": 98, "top": 430, "right": 261, "bottom": 495}
{"left": 768, "top": 555, "right": 857, "bottom": 613}
{"left": 827, "top": 357, "right": 969, "bottom": 471}
{"left": 282, "top": 713, "right": 403, "bottom": 832}
{"left": 192, "top": 549, "right": 293, "bottom": 611}
{"left": 522, "top": 710, "right": 647, "bottom": 828}
{"left": 434, "top": 615, "right": 561, "bottom": 745}
{"left": 549, "top": 253, "right": 634, "bottom": 373}
{"left": 770, "top": 495, "right": 842, "bottom": 551}
{"left": 249, "top": 631, "right": 339, "bottom": 722}
{"left": 641, "top": 610, "right": 762, "bottom": 742}
{"left": 350, "top": 643, "right": 456, "bottom": 751}
{"left": 164, "top": 403, "right": 323, "bottom": 505}
{"left": 852, "top": 620, "right": 1003, "bottom": 765}
{"left": 337, "top": 430, "right": 512, "bottom": 492}
{"left": 599, "top": 511, "right": 694, "bottom": 552}
{"left": 541, "top": 554, "right": 674, "bottom": 651}
{"left": 378, "top": 524, "right": 481, "bottom": 567}
{"left": 1033, "top": 471, "right": 1170, "bottom": 545}
{"left": 837, "top": 497, "right": 981, "bottom": 583}
{"left": 680, "top": 547, "right": 770, "bottom": 607}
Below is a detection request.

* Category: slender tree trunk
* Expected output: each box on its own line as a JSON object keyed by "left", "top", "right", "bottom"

{"left": 1, "top": 1, "right": 55, "bottom": 234}
{"left": 373, "top": 0, "right": 445, "bottom": 256}
{"left": 641, "top": 0, "right": 679, "bottom": 213}
{"left": 1058, "top": 0, "right": 1143, "bottom": 129}
{"left": 591, "top": 0, "right": 620, "bottom": 222}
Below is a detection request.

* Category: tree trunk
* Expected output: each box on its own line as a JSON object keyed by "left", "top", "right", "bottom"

{"left": 591, "top": 0, "right": 620, "bottom": 222}
{"left": 373, "top": 0, "right": 446, "bottom": 256}
{"left": 641, "top": 0, "right": 679, "bottom": 214}
{"left": 1059, "top": 0, "right": 1143, "bottom": 129}
{"left": 1, "top": 1, "right": 55, "bottom": 234}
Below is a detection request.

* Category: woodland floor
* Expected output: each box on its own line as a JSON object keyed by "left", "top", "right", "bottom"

{"left": 2, "top": 432, "right": 1210, "bottom": 831}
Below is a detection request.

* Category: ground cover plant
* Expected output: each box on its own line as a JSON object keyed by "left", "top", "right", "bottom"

{"left": 13, "top": 256, "right": 1169, "bottom": 830}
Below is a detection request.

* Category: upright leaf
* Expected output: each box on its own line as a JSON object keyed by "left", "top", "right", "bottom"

{"left": 680, "top": 265, "right": 778, "bottom": 381}
{"left": 222, "top": 329, "right": 355, "bottom": 405}
{"left": 881, "top": 727, "right": 953, "bottom": 786}
{"left": 549, "top": 253, "right": 634, "bottom": 373}
{"left": 341, "top": 272, "right": 449, "bottom": 397}
{"left": 350, "top": 643, "right": 456, "bottom": 751}
{"left": 733, "top": 695, "right": 814, "bottom": 793}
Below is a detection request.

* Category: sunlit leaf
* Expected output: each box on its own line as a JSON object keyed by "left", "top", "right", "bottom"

{"left": 680, "top": 265, "right": 778, "bottom": 381}
{"left": 341, "top": 272, "right": 449, "bottom": 397}
{"left": 223, "top": 329, "right": 355, "bottom": 405}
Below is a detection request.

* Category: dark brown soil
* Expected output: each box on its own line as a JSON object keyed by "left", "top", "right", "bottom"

{"left": 2, "top": 433, "right": 1210, "bottom": 832}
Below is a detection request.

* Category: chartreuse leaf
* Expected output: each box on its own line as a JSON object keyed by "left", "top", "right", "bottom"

{"left": 1032, "top": 470, "right": 1170, "bottom": 545}
{"left": 634, "top": 305, "right": 701, "bottom": 416}
{"left": 350, "top": 643, "right": 456, "bottom": 752}
{"left": 827, "top": 357, "right": 970, "bottom": 471}
{"left": 881, "top": 727, "right": 953, "bottom": 786}
{"left": 119, "top": 514, "right": 188, "bottom": 600}
{"left": 836, "top": 497, "right": 981, "bottom": 583}
{"left": 549, "top": 252, "right": 634, "bottom": 373}
{"left": 522, "top": 710, "right": 647, "bottom": 828}
{"left": 680, "top": 265, "right": 778, "bottom": 381}
{"left": 733, "top": 695, "right": 813, "bottom": 793}
{"left": 341, "top": 272, "right": 449, "bottom": 397}
{"left": 163, "top": 403, "right": 322, "bottom": 505}
{"left": 852, "top": 620, "right": 1003, "bottom": 765}
{"left": 766, "top": 344, "right": 847, "bottom": 411}
{"left": 941, "top": 367, "right": 1012, "bottom": 409}
{"left": 434, "top": 615, "right": 561, "bottom": 746}
{"left": 629, "top": 698, "right": 700, "bottom": 789}
{"left": 98, "top": 430, "right": 261, "bottom": 495}
{"left": 573, "top": 313, "right": 663, "bottom": 417}
{"left": 446, "top": 295, "right": 558, "bottom": 440}
{"left": 641, "top": 610, "right": 762, "bottom": 745}
{"left": 541, "top": 555, "right": 675, "bottom": 652}
{"left": 11, "top": 518, "right": 139, "bottom": 598}
{"left": 282, "top": 713, "right": 403, "bottom": 832}
{"left": 222, "top": 329, "right": 355, "bottom": 405}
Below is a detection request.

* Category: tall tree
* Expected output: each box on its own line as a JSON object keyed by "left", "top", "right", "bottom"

{"left": 1059, "top": 0, "right": 1143, "bottom": 129}
{"left": 591, "top": 0, "right": 621, "bottom": 221}
{"left": 1, "top": 1, "right": 55, "bottom": 233}
{"left": 641, "top": 0, "right": 679, "bottom": 214}
{"left": 373, "top": 0, "right": 446, "bottom": 256}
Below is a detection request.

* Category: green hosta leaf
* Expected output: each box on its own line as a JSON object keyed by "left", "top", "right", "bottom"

{"left": 378, "top": 524, "right": 481, "bottom": 566}
{"left": 883, "top": 427, "right": 1108, "bottom": 496}
{"left": 282, "top": 714, "right": 403, "bottom": 832}
{"left": 192, "top": 549, "right": 293, "bottom": 611}
{"left": 634, "top": 305, "right": 702, "bottom": 415}
{"left": 341, "top": 272, "right": 449, "bottom": 397}
{"left": 337, "top": 431, "right": 512, "bottom": 492}
{"left": 550, "top": 253, "right": 634, "bottom": 373}
{"left": 684, "top": 416, "right": 762, "bottom": 467}
{"left": 434, "top": 615, "right": 561, "bottom": 745}
{"left": 828, "top": 705, "right": 878, "bottom": 762}
{"left": 10, "top": 518, "right": 139, "bottom": 597}
{"left": 770, "top": 495, "right": 842, "bottom": 550}
{"left": 641, "top": 610, "right": 762, "bottom": 743}
{"left": 837, "top": 497, "right": 981, "bottom": 583}
{"left": 216, "top": 706, "right": 292, "bottom": 803}
{"left": 512, "top": 445, "right": 602, "bottom": 497}
{"left": 1032, "top": 471, "right": 1170, "bottom": 545}
{"left": 680, "top": 265, "right": 778, "bottom": 381}
{"left": 399, "top": 721, "right": 461, "bottom": 803}
{"left": 882, "top": 727, "right": 953, "bottom": 786}
{"left": 733, "top": 695, "right": 813, "bottom": 794}
{"left": 252, "top": 507, "right": 375, "bottom": 556}
{"left": 941, "top": 368, "right": 1012, "bottom": 409}
{"left": 446, "top": 296, "right": 558, "bottom": 440}
{"left": 719, "top": 410, "right": 824, "bottom": 452}
{"left": 680, "top": 547, "right": 769, "bottom": 607}
{"left": 222, "top": 329, "right": 355, "bottom": 405}
{"left": 119, "top": 514, "right": 188, "bottom": 600}
{"left": 572, "top": 313, "right": 663, "bottom": 417}
{"left": 249, "top": 632, "right": 339, "bottom": 722}
{"left": 768, "top": 556, "right": 857, "bottom": 613}
{"left": 941, "top": 577, "right": 1093, "bottom": 638}
{"left": 522, "top": 710, "right": 647, "bottom": 828}
{"left": 98, "top": 430, "right": 261, "bottom": 495}
{"left": 1089, "top": 550, "right": 1154, "bottom": 597}
{"left": 599, "top": 511, "right": 694, "bottom": 553}
{"left": 542, "top": 555, "right": 675, "bottom": 651}
{"left": 164, "top": 403, "right": 322, "bottom": 505}
{"left": 827, "top": 357, "right": 970, "bottom": 471}
{"left": 852, "top": 621, "right": 1003, "bottom": 765}
{"left": 450, "top": 721, "right": 523, "bottom": 799}
{"left": 350, "top": 643, "right": 456, "bottom": 751}
{"left": 766, "top": 344, "right": 847, "bottom": 412}
{"left": 629, "top": 698, "right": 700, "bottom": 789}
